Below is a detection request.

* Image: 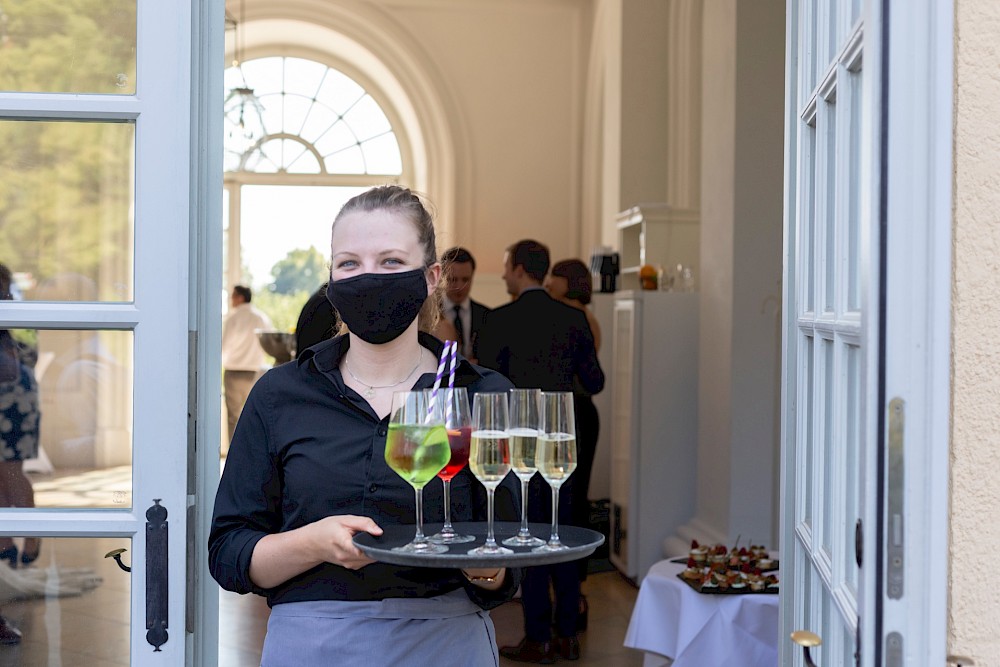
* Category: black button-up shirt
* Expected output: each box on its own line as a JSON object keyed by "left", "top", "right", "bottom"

{"left": 209, "top": 333, "right": 521, "bottom": 608}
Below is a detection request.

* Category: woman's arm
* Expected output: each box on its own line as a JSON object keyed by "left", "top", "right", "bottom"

{"left": 249, "top": 515, "right": 382, "bottom": 589}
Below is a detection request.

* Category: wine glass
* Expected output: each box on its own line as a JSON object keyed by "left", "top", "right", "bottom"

{"left": 384, "top": 390, "right": 451, "bottom": 554}
{"left": 502, "top": 388, "right": 545, "bottom": 547}
{"left": 467, "top": 392, "right": 513, "bottom": 556}
{"left": 533, "top": 391, "right": 577, "bottom": 553}
{"left": 428, "top": 387, "right": 475, "bottom": 544}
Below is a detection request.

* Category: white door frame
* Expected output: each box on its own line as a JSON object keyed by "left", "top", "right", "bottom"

{"left": 189, "top": 0, "right": 224, "bottom": 665}
{"left": 878, "top": 0, "right": 952, "bottom": 662}
{"left": 0, "top": 0, "right": 202, "bottom": 663}
{"left": 0, "top": 1, "right": 227, "bottom": 663}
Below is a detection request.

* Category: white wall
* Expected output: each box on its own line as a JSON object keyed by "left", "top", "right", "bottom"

{"left": 384, "top": 0, "right": 595, "bottom": 279}
{"left": 694, "top": 0, "right": 784, "bottom": 546}
{"left": 950, "top": 0, "right": 1000, "bottom": 658}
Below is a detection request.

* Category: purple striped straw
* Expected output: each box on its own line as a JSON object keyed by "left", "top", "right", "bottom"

{"left": 444, "top": 340, "right": 458, "bottom": 424}
{"left": 447, "top": 340, "right": 458, "bottom": 390}
{"left": 426, "top": 342, "right": 451, "bottom": 422}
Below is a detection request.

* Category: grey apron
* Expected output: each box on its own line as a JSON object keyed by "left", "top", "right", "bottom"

{"left": 260, "top": 589, "right": 499, "bottom": 666}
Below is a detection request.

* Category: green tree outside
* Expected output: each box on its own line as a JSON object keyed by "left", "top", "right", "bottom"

{"left": 0, "top": 0, "right": 137, "bottom": 301}
{"left": 268, "top": 246, "right": 327, "bottom": 295}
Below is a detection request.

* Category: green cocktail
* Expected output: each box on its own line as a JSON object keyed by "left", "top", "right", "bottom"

{"left": 385, "top": 423, "right": 451, "bottom": 488}
{"left": 385, "top": 390, "right": 450, "bottom": 554}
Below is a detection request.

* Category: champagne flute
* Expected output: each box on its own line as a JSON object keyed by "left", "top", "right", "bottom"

{"left": 533, "top": 391, "right": 577, "bottom": 553}
{"left": 467, "top": 392, "right": 513, "bottom": 556}
{"left": 384, "top": 390, "right": 451, "bottom": 554}
{"left": 428, "top": 387, "right": 475, "bottom": 544}
{"left": 502, "top": 388, "right": 545, "bottom": 547}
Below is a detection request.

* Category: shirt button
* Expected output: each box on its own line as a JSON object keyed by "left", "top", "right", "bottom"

{"left": 369, "top": 483, "right": 378, "bottom": 493}
{"left": 377, "top": 427, "right": 387, "bottom": 437}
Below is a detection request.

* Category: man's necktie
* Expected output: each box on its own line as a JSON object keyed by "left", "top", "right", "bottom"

{"left": 452, "top": 304, "right": 464, "bottom": 354}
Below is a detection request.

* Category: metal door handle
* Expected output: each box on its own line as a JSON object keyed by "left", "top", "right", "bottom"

{"left": 947, "top": 657, "right": 975, "bottom": 666}
{"left": 104, "top": 547, "right": 131, "bottom": 572}
{"left": 146, "top": 499, "right": 169, "bottom": 652}
{"left": 791, "top": 630, "right": 822, "bottom": 667}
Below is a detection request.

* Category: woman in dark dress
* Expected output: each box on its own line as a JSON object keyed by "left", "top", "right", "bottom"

{"left": 545, "top": 259, "right": 601, "bottom": 628}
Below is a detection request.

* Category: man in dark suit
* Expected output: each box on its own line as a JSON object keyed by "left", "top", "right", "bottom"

{"left": 441, "top": 247, "right": 490, "bottom": 362}
{"left": 478, "top": 239, "right": 604, "bottom": 663}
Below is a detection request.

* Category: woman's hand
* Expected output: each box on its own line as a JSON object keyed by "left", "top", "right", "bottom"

{"left": 249, "top": 515, "right": 383, "bottom": 589}
{"left": 308, "top": 515, "right": 384, "bottom": 570}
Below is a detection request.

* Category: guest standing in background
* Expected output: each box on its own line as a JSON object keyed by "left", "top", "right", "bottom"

{"left": 0, "top": 263, "right": 40, "bottom": 645}
{"left": 478, "top": 240, "right": 604, "bottom": 663}
{"left": 294, "top": 282, "right": 339, "bottom": 356}
{"left": 546, "top": 259, "right": 601, "bottom": 351}
{"left": 221, "top": 285, "right": 273, "bottom": 449}
{"left": 440, "top": 247, "right": 490, "bottom": 363}
{"left": 431, "top": 296, "right": 461, "bottom": 343}
{"left": 545, "top": 259, "right": 602, "bottom": 626}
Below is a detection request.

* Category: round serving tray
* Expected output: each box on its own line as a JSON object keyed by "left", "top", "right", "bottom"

{"left": 353, "top": 521, "right": 605, "bottom": 568}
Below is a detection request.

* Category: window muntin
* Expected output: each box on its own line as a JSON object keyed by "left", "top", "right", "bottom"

{"left": 224, "top": 56, "right": 402, "bottom": 176}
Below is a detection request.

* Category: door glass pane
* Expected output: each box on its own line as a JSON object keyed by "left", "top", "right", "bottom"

{"left": 823, "top": 101, "right": 837, "bottom": 312}
{"left": 803, "top": 2, "right": 817, "bottom": 97}
{"left": 801, "top": 334, "right": 815, "bottom": 527}
{"left": 0, "top": 536, "right": 129, "bottom": 664}
{"left": 826, "top": 0, "right": 837, "bottom": 65}
{"left": 842, "top": 615, "right": 855, "bottom": 665}
{"left": 2, "top": 328, "right": 133, "bottom": 509}
{"left": 847, "top": 69, "right": 863, "bottom": 312}
{"left": 0, "top": 1, "right": 137, "bottom": 95}
{"left": 821, "top": 339, "right": 834, "bottom": 558}
{"left": 820, "top": 589, "right": 833, "bottom": 665}
{"left": 803, "top": 124, "right": 817, "bottom": 313}
{"left": 844, "top": 344, "right": 860, "bottom": 593}
{"left": 795, "top": 543, "right": 813, "bottom": 631}
{"left": 0, "top": 121, "right": 135, "bottom": 302}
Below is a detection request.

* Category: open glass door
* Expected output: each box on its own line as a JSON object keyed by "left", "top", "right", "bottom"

{"left": 782, "top": 0, "right": 953, "bottom": 663}
{"left": 779, "top": 1, "right": 881, "bottom": 664}
{"left": 0, "top": 1, "right": 200, "bottom": 663}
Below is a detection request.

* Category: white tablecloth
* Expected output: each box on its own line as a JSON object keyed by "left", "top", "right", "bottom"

{"left": 624, "top": 559, "right": 779, "bottom": 667}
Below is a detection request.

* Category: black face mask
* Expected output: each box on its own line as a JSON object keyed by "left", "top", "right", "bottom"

{"left": 326, "top": 269, "right": 429, "bottom": 344}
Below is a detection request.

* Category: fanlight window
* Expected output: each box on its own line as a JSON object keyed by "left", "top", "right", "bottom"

{"left": 224, "top": 56, "right": 403, "bottom": 175}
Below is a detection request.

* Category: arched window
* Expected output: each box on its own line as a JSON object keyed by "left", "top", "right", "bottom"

{"left": 224, "top": 56, "right": 404, "bottom": 176}
{"left": 222, "top": 56, "right": 409, "bottom": 311}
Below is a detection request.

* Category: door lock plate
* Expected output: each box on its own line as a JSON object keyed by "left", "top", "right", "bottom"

{"left": 887, "top": 398, "right": 905, "bottom": 599}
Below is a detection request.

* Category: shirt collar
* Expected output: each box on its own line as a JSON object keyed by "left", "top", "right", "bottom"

{"left": 445, "top": 297, "right": 470, "bottom": 311}
{"left": 297, "top": 331, "right": 486, "bottom": 384}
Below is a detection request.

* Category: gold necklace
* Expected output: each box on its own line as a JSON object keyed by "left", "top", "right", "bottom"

{"left": 344, "top": 351, "right": 423, "bottom": 399}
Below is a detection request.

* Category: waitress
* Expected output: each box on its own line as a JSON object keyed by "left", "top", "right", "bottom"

{"left": 209, "top": 185, "right": 520, "bottom": 665}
